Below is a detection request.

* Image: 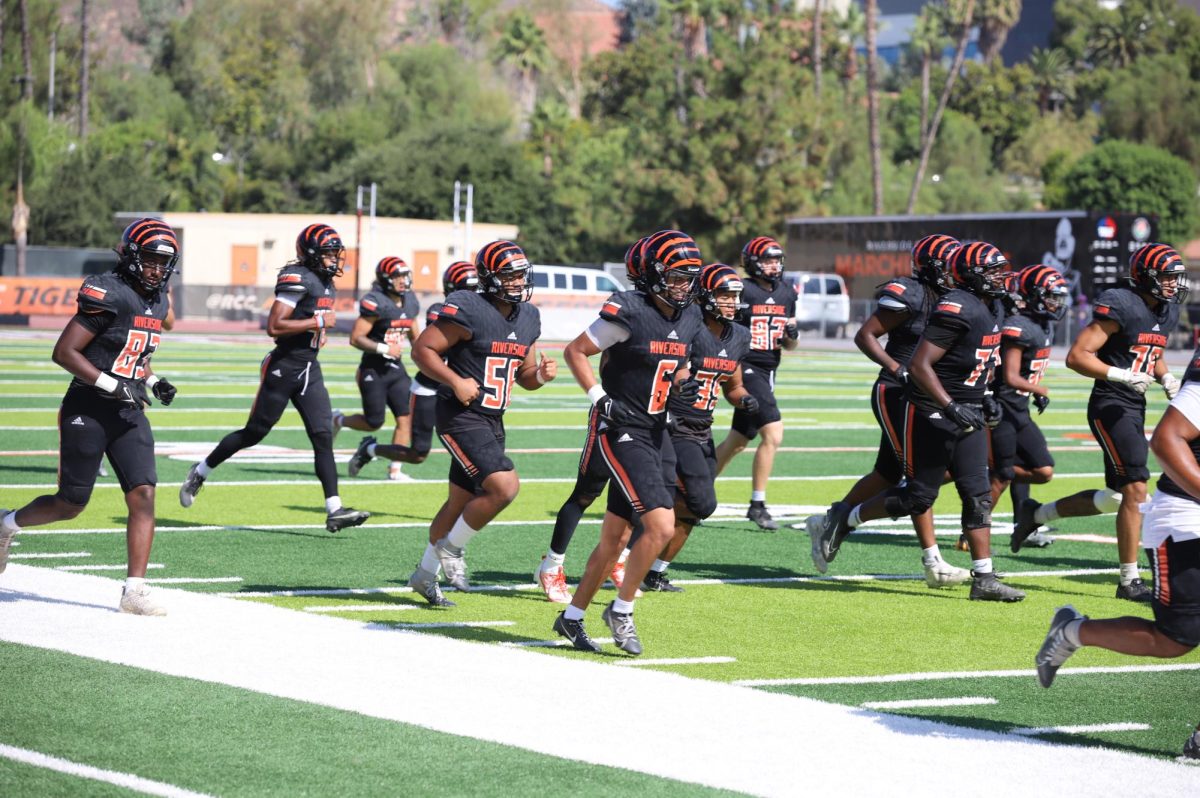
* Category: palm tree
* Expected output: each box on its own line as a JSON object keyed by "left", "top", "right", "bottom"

{"left": 907, "top": 6, "right": 949, "bottom": 164}
{"left": 529, "top": 101, "right": 572, "bottom": 178}
{"left": 18, "top": 0, "right": 31, "bottom": 101}
{"left": 493, "top": 11, "right": 550, "bottom": 137}
{"left": 865, "top": 0, "right": 883, "bottom": 214}
{"left": 664, "top": 0, "right": 717, "bottom": 61}
{"left": 80, "top": 0, "right": 90, "bottom": 138}
{"left": 832, "top": 1, "right": 865, "bottom": 89}
{"left": 813, "top": 0, "right": 824, "bottom": 101}
{"left": 1028, "top": 47, "right": 1073, "bottom": 115}
{"left": 1088, "top": 4, "right": 1146, "bottom": 69}
{"left": 977, "top": 0, "right": 1022, "bottom": 65}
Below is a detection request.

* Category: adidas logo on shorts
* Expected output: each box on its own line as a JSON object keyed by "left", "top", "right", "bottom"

{"left": 271, "top": 369, "right": 283, "bottom": 377}
{"left": 364, "top": 374, "right": 374, "bottom": 381}
{"left": 617, "top": 433, "right": 633, "bottom": 443}
{"left": 71, "top": 417, "right": 84, "bottom": 426}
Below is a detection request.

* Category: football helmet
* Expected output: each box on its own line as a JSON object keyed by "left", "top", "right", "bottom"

{"left": 475, "top": 240, "right": 533, "bottom": 303}
{"left": 741, "top": 236, "right": 786, "bottom": 286}
{"left": 442, "top": 261, "right": 479, "bottom": 296}
{"left": 1020, "top": 265, "right": 1069, "bottom": 321}
{"left": 624, "top": 236, "right": 650, "bottom": 291}
{"left": 296, "top": 223, "right": 346, "bottom": 278}
{"left": 116, "top": 218, "right": 179, "bottom": 296}
{"left": 911, "top": 234, "right": 960, "bottom": 291}
{"left": 697, "top": 263, "right": 744, "bottom": 321}
{"left": 375, "top": 256, "right": 411, "bottom": 296}
{"left": 643, "top": 229, "right": 703, "bottom": 309}
{"left": 1129, "top": 243, "right": 1188, "bottom": 304}
{"left": 948, "top": 241, "right": 1011, "bottom": 299}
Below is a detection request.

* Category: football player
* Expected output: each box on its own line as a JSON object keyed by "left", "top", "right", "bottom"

{"left": 714, "top": 236, "right": 799, "bottom": 530}
{"left": 552, "top": 230, "right": 705, "bottom": 655}
{"left": 802, "top": 234, "right": 970, "bottom": 588}
{"left": 1035, "top": 359, "right": 1200, "bottom": 762}
{"left": 809, "top": 242, "right": 1026, "bottom": 602}
{"left": 348, "top": 262, "right": 478, "bottom": 479}
{"left": 333, "top": 257, "right": 420, "bottom": 481}
{"left": 1012, "top": 244, "right": 1186, "bottom": 601}
{"left": 0, "top": 219, "right": 180, "bottom": 614}
{"left": 405, "top": 241, "right": 554, "bottom": 607}
{"left": 178, "top": 223, "right": 370, "bottom": 534}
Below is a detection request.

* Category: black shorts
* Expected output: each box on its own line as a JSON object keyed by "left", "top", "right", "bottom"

{"left": 600, "top": 424, "right": 676, "bottom": 521}
{"left": 1088, "top": 397, "right": 1149, "bottom": 489}
{"left": 989, "top": 402, "right": 1054, "bottom": 481}
{"left": 409, "top": 392, "right": 438, "bottom": 456}
{"left": 671, "top": 421, "right": 718, "bottom": 522}
{"left": 870, "top": 378, "right": 906, "bottom": 485}
{"left": 730, "top": 366, "right": 782, "bottom": 439}
{"left": 572, "top": 406, "right": 612, "bottom": 500}
{"left": 356, "top": 360, "right": 412, "bottom": 427}
{"left": 58, "top": 387, "right": 156, "bottom": 504}
{"left": 888, "top": 403, "right": 992, "bottom": 528}
{"left": 436, "top": 403, "right": 513, "bottom": 492}
{"left": 1150, "top": 536, "right": 1200, "bottom": 648}
{"left": 246, "top": 353, "right": 333, "bottom": 441}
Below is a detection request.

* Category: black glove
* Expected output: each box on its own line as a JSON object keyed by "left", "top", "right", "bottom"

{"left": 152, "top": 379, "right": 177, "bottom": 406}
{"left": 111, "top": 377, "right": 151, "bottom": 409}
{"left": 981, "top": 395, "right": 1002, "bottom": 429}
{"left": 783, "top": 321, "right": 799, "bottom": 341}
{"left": 596, "top": 394, "right": 638, "bottom": 426}
{"left": 674, "top": 377, "right": 701, "bottom": 405}
{"left": 891, "top": 364, "right": 910, "bottom": 386}
{"left": 1033, "top": 394, "right": 1050, "bottom": 415}
{"left": 944, "top": 401, "right": 986, "bottom": 433}
{"left": 739, "top": 394, "right": 760, "bottom": 414}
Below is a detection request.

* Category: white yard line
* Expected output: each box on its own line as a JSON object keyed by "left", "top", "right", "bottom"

{"left": 501, "top": 637, "right": 617, "bottom": 648}
{"left": 863, "top": 697, "right": 998, "bottom": 710}
{"left": 56, "top": 564, "right": 164, "bottom": 572}
{"left": 373, "top": 620, "right": 517, "bottom": 630}
{"left": 0, "top": 742, "right": 215, "bottom": 798}
{"left": 303, "top": 604, "right": 422, "bottom": 613}
{"left": 146, "top": 577, "right": 244, "bottom": 585}
{"left": 616, "top": 657, "right": 737, "bottom": 667}
{"left": 9, "top": 551, "right": 90, "bottom": 559}
{"left": 1012, "top": 723, "right": 1151, "bottom": 736}
{"left": 737, "top": 662, "right": 1200, "bottom": 687}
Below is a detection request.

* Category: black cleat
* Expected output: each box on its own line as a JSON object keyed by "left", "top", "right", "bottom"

{"left": 823, "top": 501, "right": 851, "bottom": 565}
{"left": 1115, "top": 578, "right": 1153, "bottom": 602}
{"left": 552, "top": 612, "right": 602, "bottom": 652}
{"left": 640, "top": 570, "right": 683, "bottom": 593}
{"left": 1035, "top": 605, "right": 1085, "bottom": 688}
{"left": 408, "top": 568, "right": 455, "bottom": 607}
{"left": 969, "top": 571, "right": 1026, "bottom": 602}
{"left": 602, "top": 601, "right": 643, "bottom": 655}
{"left": 1010, "top": 498, "right": 1042, "bottom": 553}
{"left": 326, "top": 507, "right": 370, "bottom": 533}
{"left": 348, "top": 436, "right": 376, "bottom": 477}
{"left": 1181, "top": 728, "right": 1200, "bottom": 762}
{"left": 746, "top": 502, "right": 779, "bottom": 531}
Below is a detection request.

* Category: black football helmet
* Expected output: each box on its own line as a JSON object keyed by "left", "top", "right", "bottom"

{"left": 643, "top": 230, "right": 703, "bottom": 309}
{"left": 1129, "top": 243, "right": 1188, "bottom": 304}
{"left": 442, "top": 261, "right": 479, "bottom": 296}
{"left": 116, "top": 218, "right": 179, "bottom": 296}
{"left": 475, "top": 240, "right": 533, "bottom": 303}
{"left": 296, "top": 223, "right": 346, "bottom": 278}
{"left": 697, "top": 263, "right": 744, "bottom": 321}
{"left": 911, "top": 234, "right": 960, "bottom": 292}
{"left": 741, "top": 236, "right": 785, "bottom": 287}
{"left": 375, "top": 256, "right": 411, "bottom": 296}
{"left": 1019, "top": 265, "right": 1069, "bottom": 321}
{"left": 624, "top": 236, "right": 650, "bottom": 291}
{"left": 948, "top": 241, "right": 1011, "bottom": 299}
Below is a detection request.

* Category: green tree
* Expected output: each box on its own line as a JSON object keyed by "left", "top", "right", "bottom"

{"left": 977, "top": 0, "right": 1022, "bottom": 65}
{"left": 493, "top": 10, "right": 550, "bottom": 134}
{"left": 1102, "top": 53, "right": 1200, "bottom": 168}
{"left": 1027, "top": 47, "right": 1073, "bottom": 114}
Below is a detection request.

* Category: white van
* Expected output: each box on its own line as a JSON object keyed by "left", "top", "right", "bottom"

{"left": 788, "top": 272, "right": 850, "bottom": 337}
{"left": 530, "top": 264, "right": 628, "bottom": 340}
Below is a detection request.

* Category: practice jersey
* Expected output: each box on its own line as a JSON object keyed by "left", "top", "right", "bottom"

{"left": 873, "top": 276, "right": 936, "bottom": 386}
{"left": 913, "top": 288, "right": 1002, "bottom": 409}
{"left": 70, "top": 272, "right": 169, "bottom": 396}
{"left": 668, "top": 320, "right": 752, "bottom": 426}
{"left": 737, "top": 278, "right": 797, "bottom": 371}
{"left": 597, "top": 291, "right": 705, "bottom": 429}
{"left": 1158, "top": 348, "right": 1200, "bottom": 502}
{"left": 357, "top": 289, "right": 419, "bottom": 369}
{"left": 1090, "top": 286, "right": 1179, "bottom": 406}
{"left": 995, "top": 313, "right": 1053, "bottom": 411}
{"left": 436, "top": 290, "right": 541, "bottom": 416}
{"left": 271, "top": 264, "right": 336, "bottom": 360}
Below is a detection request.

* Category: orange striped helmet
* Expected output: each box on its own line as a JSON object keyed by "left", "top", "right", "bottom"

{"left": 643, "top": 229, "right": 703, "bottom": 309}
{"left": 1019, "top": 265, "right": 1069, "bottom": 320}
{"left": 698, "top": 263, "right": 744, "bottom": 320}
{"left": 948, "top": 241, "right": 1010, "bottom": 298}
{"left": 296, "top": 223, "right": 346, "bottom": 278}
{"left": 911, "top": 234, "right": 960, "bottom": 291}
{"left": 624, "top": 236, "right": 650, "bottom": 290}
{"left": 475, "top": 240, "right": 533, "bottom": 303}
{"left": 442, "top": 261, "right": 479, "bottom": 296}
{"left": 740, "top": 236, "right": 785, "bottom": 285}
{"left": 374, "top": 256, "right": 411, "bottom": 295}
{"left": 117, "top": 218, "right": 179, "bottom": 295}
{"left": 1129, "top": 243, "right": 1188, "bottom": 304}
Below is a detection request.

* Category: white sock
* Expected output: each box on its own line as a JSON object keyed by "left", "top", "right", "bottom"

{"left": 1034, "top": 501, "right": 1058, "bottom": 524}
{"left": 617, "top": 548, "right": 630, "bottom": 564}
{"left": 563, "top": 604, "right": 585, "bottom": 621}
{"left": 847, "top": 504, "right": 863, "bottom": 528}
{"left": 1094, "top": 490, "right": 1122, "bottom": 514}
{"left": 751, "top": 490, "right": 766, "bottom": 503}
{"left": 1063, "top": 618, "right": 1085, "bottom": 648}
{"left": 612, "top": 597, "right": 635, "bottom": 614}
{"left": 922, "top": 544, "right": 942, "bottom": 565}
{"left": 125, "top": 576, "right": 148, "bottom": 593}
{"left": 389, "top": 462, "right": 403, "bottom": 474}
{"left": 419, "top": 543, "right": 442, "bottom": 576}
{"left": 2, "top": 510, "right": 20, "bottom": 532}
{"left": 195, "top": 461, "right": 212, "bottom": 478}
{"left": 1119, "top": 562, "right": 1141, "bottom": 585}
{"left": 651, "top": 559, "right": 670, "bottom": 573}
{"left": 972, "top": 558, "right": 993, "bottom": 574}
{"left": 366, "top": 443, "right": 378, "bottom": 457}
{"left": 544, "top": 550, "right": 566, "bottom": 568}
{"left": 446, "top": 514, "right": 481, "bottom": 549}
{"left": 326, "top": 496, "right": 342, "bottom": 513}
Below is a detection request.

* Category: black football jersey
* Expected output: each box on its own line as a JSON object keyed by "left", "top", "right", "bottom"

{"left": 598, "top": 291, "right": 705, "bottom": 429}
{"left": 436, "top": 290, "right": 541, "bottom": 416}
{"left": 668, "top": 320, "right": 752, "bottom": 425}
{"left": 271, "top": 265, "right": 336, "bottom": 360}
{"left": 737, "top": 279, "right": 798, "bottom": 371}
{"left": 873, "top": 276, "right": 935, "bottom": 386}
{"left": 414, "top": 301, "right": 446, "bottom": 391}
{"left": 1090, "top": 286, "right": 1179, "bottom": 405}
{"left": 1158, "top": 345, "right": 1200, "bottom": 501}
{"left": 995, "top": 313, "right": 1053, "bottom": 410}
{"left": 913, "top": 288, "right": 1002, "bottom": 409}
{"left": 358, "top": 290, "right": 419, "bottom": 369}
{"left": 70, "top": 272, "right": 169, "bottom": 395}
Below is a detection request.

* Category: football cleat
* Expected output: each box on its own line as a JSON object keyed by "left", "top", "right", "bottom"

{"left": 435, "top": 539, "right": 470, "bottom": 592}
{"left": 954, "top": 534, "right": 971, "bottom": 553}
{"left": 1115, "top": 578, "right": 1153, "bottom": 602}
{"left": 1024, "top": 529, "right": 1055, "bottom": 548}
{"left": 819, "top": 501, "right": 851, "bottom": 566}
{"left": 640, "top": 570, "right": 683, "bottom": 593}
{"left": 348, "top": 436, "right": 376, "bottom": 477}
{"left": 97, "top": 461, "right": 109, "bottom": 478}
{"left": 747, "top": 502, "right": 779, "bottom": 531}
{"left": 1035, "top": 605, "right": 1085, "bottom": 687}
{"left": 331, "top": 409, "right": 345, "bottom": 439}
{"left": 119, "top": 583, "right": 167, "bottom": 616}
{"left": 609, "top": 560, "right": 643, "bottom": 598}
{"left": 1010, "top": 498, "right": 1043, "bottom": 553}
{"left": 602, "top": 602, "right": 643, "bottom": 655}
{"left": 179, "top": 463, "right": 206, "bottom": 508}
{"left": 387, "top": 464, "right": 415, "bottom": 482}
{"left": 553, "top": 612, "right": 601, "bottom": 653}
{"left": 0, "top": 509, "right": 15, "bottom": 574}
{"left": 1180, "top": 728, "right": 1200, "bottom": 762}
{"left": 923, "top": 559, "right": 971, "bottom": 588}
{"left": 537, "top": 558, "right": 572, "bottom": 603}
{"left": 326, "top": 507, "right": 370, "bottom": 534}
{"left": 805, "top": 514, "right": 829, "bottom": 574}
{"left": 969, "top": 571, "right": 1026, "bottom": 602}
{"left": 408, "top": 568, "right": 455, "bottom": 607}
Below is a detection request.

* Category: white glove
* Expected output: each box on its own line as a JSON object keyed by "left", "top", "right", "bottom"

{"left": 1107, "top": 367, "right": 1153, "bottom": 395}
{"left": 1160, "top": 373, "right": 1181, "bottom": 400}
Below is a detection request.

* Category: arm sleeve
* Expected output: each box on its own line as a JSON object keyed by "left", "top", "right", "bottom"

{"left": 585, "top": 318, "right": 632, "bottom": 351}
{"left": 1170, "top": 383, "right": 1200, "bottom": 430}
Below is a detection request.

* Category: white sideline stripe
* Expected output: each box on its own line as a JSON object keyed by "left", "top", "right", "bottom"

{"left": 617, "top": 657, "right": 737, "bottom": 667}
{"left": 0, "top": 742, "right": 215, "bottom": 798}
{"left": 2, "top": 566, "right": 1197, "bottom": 796}
{"left": 9, "top": 551, "right": 90, "bottom": 559}
{"left": 863, "top": 697, "right": 998, "bottom": 710}
{"left": 146, "top": 577, "right": 244, "bottom": 585}
{"left": 56, "top": 564, "right": 164, "bottom": 572}
{"left": 736, "top": 662, "right": 1200, "bottom": 687}
{"left": 502, "top": 637, "right": 616, "bottom": 648}
{"left": 304, "top": 604, "right": 422, "bottom": 613}
{"left": 1013, "top": 723, "right": 1151, "bottom": 736}
{"left": 373, "top": 621, "right": 516, "bottom": 630}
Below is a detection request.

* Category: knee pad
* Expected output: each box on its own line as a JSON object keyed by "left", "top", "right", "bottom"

{"left": 963, "top": 494, "right": 993, "bottom": 528}
{"left": 685, "top": 491, "right": 718, "bottom": 522}
{"left": 884, "top": 488, "right": 933, "bottom": 519}
{"left": 309, "top": 430, "right": 333, "bottom": 454}
{"left": 364, "top": 411, "right": 386, "bottom": 430}
{"left": 55, "top": 487, "right": 92, "bottom": 509}
{"left": 1093, "top": 490, "right": 1122, "bottom": 514}
{"left": 995, "top": 465, "right": 1015, "bottom": 483}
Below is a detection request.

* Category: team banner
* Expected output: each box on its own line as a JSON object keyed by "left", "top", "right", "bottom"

{"left": 0, "top": 277, "right": 88, "bottom": 316}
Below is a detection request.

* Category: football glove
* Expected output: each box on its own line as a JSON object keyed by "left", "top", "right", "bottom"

{"left": 1161, "top": 373, "right": 1181, "bottom": 400}
{"left": 783, "top": 321, "right": 799, "bottom": 341}
{"left": 891, "top": 364, "right": 910, "bottom": 386}
{"left": 596, "top": 394, "right": 638, "bottom": 426}
{"left": 152, "top": 379, "right": 177, "bottom": 406}
{"left": 982, "top": 395, "right": 1002, "bottom": 429}
{"left": 739, "top": 394, "right": 760, "bottom": 414}
{"left": 944, "top": 401, "right": 986, "bottom": 433}
{"left": 674, "top": 377, "right": 701, "bottom": 405}
{"left": 111, "top": 377, "right": 150, "bottom": 409}
{"left": 1033, "top": 394, "right": 1050, "bottom": 415}
{"left": 1106, "top": 367, "right": 1152, "bottom": 395}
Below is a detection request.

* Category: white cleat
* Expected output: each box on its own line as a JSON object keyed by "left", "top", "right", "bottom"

{"left": 0, "top": 509, "right": 15, "bottom": 574}
{"left": 536, "top": 558, "right": 572, "bottom": 603}
{"left": 119, "top": 584, "right": 167, "bottom": 616}
{"left": 331, "top": 409, "right": 345, "bottom": 439}
{"left": 387, "top": 464, "right": 416, "bottom": 482}
{"left": 805, "top": 514, "right": 828, "bottom": 574}
{"left": 179, "top": 463, "right": 205, "bottom": 508}
{"left": 924, "top": 558, "right": 971, "bottom": 588}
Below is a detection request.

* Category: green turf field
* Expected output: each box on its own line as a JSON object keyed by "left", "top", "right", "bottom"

{"left": 2, "top": 330, "right": 1199, "bottom": 793}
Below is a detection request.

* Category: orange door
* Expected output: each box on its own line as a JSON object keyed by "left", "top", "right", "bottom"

{"left": 230, "top": 245, "right": 258, "bottom": 286}
{"left": 413, "top": 250, "right": 439, "bottom": 292}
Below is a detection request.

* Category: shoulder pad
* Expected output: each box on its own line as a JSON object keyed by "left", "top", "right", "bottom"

{"left": 598, "top": 291, "right": 634, "bottom": 328}
{"left": 875, "top": 278, "right": 923, "bottom": 313}
{"left": 275, "top": 270, "right": 309, "bottom": 295}
{"left": 359, "top": 291, "right": 385, "bottom": 316}
{"left": 77, "top": 273, "right": 122, "bottom": 315}
{"left": 437, "top": 290, "right": 479, "bottom": 330}
{"left": 1092, "top": 287, "right": 1132, "bottom": 326}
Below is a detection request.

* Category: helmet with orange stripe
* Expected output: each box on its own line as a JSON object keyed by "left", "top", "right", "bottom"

{"left": 475, "top": 240, "right": 533, "bottom": 303}
{"left": 697, "top": 263, "right": 744, "bottom": 321}
{"left": 624, "top": 236, "right": 650, "bottom": 291}
{"left": 116, "top": 218, "right": 179, "bottom": 296}
{"left": 1019, "top": 265, "right": 1069, "bottom": 321}
{"left": 740, "top": 236, "right": 785, "bottom": 286}
{"left": 948, "top": 241, "right": 1011, "bottom": 299}
{"left": 375, "top": 256, "right": 411, "bottom": 296}
{"left": 911, "top": 234, "right": 960, "bottom": 292}
{"left": 442, "top": 261, "right": 479, "bottom": 296}
{"left": 1129, "top": 243, "right": 1188, "bottom": 304}
{"left": 296, "top": 223, "right": 346, "bottom": 278}
{"left": 643, "top": 229, "right": 703, "bottom": 309}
